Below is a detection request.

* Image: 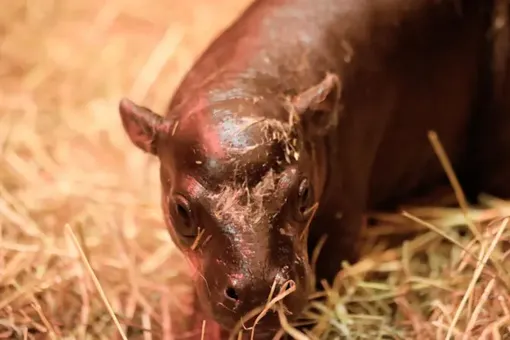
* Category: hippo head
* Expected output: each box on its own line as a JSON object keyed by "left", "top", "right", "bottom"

{"left": 118, "top": 73, "right": 341, "bottom": 335}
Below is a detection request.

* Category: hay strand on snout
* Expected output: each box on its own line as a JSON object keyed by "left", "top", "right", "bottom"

{"left": 248, "top": 280, "right": 296, "bottom": 340}
{"left": 267, "top": 276, "right": 279, "bottom": 306}
{"left": 249, "top": 280, "right": 296, "bottom": 340}
{"left": 191, "top": 227, "right": 206, "bottom": 251}
{"left": 226, "top": 279, "right": 297, "bottom": 340}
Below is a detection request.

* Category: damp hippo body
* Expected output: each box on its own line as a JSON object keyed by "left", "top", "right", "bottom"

{"left": 119, "top": 0, "right": 510, "bottom": 337}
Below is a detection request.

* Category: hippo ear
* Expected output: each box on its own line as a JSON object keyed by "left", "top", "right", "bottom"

{"left": 118, "top": 98, "right": 168, "bottom": 155}
{"left": 290, "top": 73, "right": 342, "bottom": 135}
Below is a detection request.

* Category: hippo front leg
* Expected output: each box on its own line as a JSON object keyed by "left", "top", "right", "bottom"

{"left": 307, "top": 201, "right": 365, "bottom": 286}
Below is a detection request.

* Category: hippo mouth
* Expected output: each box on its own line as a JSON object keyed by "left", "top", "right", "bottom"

{"left": 211, "top": 279, "right": 306, "bottom": 338}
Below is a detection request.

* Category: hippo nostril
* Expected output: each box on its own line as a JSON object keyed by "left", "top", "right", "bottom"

{"left": 225, "top": 286, "right": 239, "bottom": 301}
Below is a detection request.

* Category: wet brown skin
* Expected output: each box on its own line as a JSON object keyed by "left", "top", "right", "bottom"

{"left": 118, "top": 0, "right": 510, "bottom": 338}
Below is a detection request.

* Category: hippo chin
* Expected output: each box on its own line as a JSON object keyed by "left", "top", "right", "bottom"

{"left": 118, "top": 0, "right": 510, "bottom": 337}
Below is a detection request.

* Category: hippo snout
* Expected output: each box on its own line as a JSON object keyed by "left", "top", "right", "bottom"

{"left": 199, "top": 262, "right": 309, "bottom": 332}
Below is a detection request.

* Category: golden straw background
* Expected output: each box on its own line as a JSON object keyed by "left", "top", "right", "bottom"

{"left": 2, "top": 1, "right": 510, "bottom": 339}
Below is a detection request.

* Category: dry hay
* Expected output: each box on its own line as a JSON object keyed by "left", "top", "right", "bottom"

{"left": 1, "top": 1, "right": 510, "bottom": 339}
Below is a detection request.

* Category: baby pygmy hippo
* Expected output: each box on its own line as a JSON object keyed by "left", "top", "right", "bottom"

{"left": 118, "top": 0, "right": 510, "bottom": 337}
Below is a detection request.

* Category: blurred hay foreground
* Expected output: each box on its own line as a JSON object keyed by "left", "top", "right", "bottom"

{"left": 1, "top": 1, "right": 510, "bottom": 339}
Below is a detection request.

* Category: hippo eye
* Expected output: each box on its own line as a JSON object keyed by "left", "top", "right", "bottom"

{"left": 173, "top": 196, "right": 197, "bottom": 238}
{"left": 297, "top": 178, "right": 311, "bottom": 217}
